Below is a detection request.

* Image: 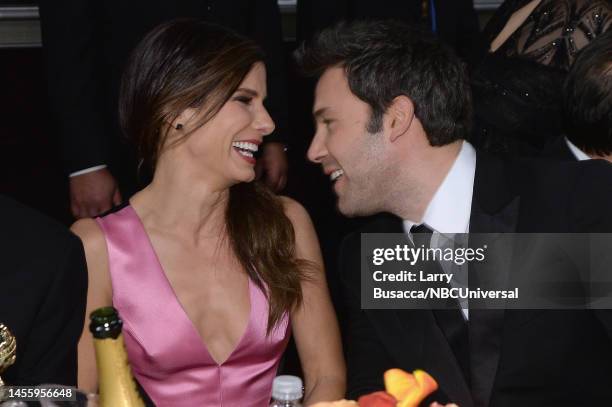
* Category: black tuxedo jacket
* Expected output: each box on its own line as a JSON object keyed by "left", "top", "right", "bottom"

{"left": 40, "top": 0, "right": 288, "bottom": 189}
{"left": 341, "top": 153, "right": 612, "bottom": 406}
{"left": 540, "top": 136, "right": 579, "bottom": 161}
{"left": 298, "top": 0, "right": 483, "bottom": 63}
{"left": 0, "top": 195, "right": 87, "bottom": 385}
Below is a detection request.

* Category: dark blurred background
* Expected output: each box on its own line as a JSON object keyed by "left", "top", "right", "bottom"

{"left": 0, "top": 0, "right": 500, "bottom": 224}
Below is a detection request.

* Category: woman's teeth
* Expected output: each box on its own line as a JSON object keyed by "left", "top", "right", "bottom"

{"left": 237, "top": 150, "right": 253, "bottom": 158}
{"left": 330, "top": 169, "right": 344, "bottom": 181}
{"left": 232, "top": 141, "right": 258, "bottom": 158}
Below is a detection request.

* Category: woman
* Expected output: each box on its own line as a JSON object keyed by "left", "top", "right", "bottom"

{"left": 72, "top": 20, "right": 345, "bottom": 406}
{"left": 470, "top": 0, "right": 611, "bottom": 154}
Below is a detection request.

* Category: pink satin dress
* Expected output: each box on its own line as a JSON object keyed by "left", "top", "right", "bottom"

{"left": 96, "top": 205, "right": 290, "bottom": 407}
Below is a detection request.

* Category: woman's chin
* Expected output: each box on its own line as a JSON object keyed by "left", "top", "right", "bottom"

{"left": 227, "top": 171, "right": 256, "bottom": 186}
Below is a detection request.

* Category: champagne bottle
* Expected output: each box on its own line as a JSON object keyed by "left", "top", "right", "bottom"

{"left": 90, "top": 306, "right": 145, "bottom": 407}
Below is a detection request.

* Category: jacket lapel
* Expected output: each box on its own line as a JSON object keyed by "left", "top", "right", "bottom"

{"left": 363, "top": 214, "right": 474, "bottom": 406}
{"left": 468, "top": 153, "right": 521, "bottom": 407}
{"left": 540, "top": 136, "right": 577, "bottom": 161}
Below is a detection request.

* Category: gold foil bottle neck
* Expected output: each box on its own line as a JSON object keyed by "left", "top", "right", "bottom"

{"left": 90, "top": 307, "right": 145, "bottom": 407}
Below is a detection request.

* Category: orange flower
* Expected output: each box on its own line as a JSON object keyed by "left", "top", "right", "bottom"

{"left": 384, "top": 369, "right": 418, "bottom": 401}
{"left": 384, "top": 369, "right": 438, "bottom": 407}
{"left": 316, "top": 368, "right": 439, "bottom": 407}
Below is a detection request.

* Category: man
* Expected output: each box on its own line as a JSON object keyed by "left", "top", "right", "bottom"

{"left": 0, "top": 195, "right": 87, "bottom": 385}
{"left": 39, "top": 0, "right": 290, "bottom": 219}
{"left": 544, "top": 30, "right": 612, "bottom": 162}
{"left": 296, "top": 21, "right": 612, "bottom": 406}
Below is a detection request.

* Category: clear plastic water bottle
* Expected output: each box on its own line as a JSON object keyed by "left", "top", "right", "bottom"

{"left": 270, "top": 375, "right": 303, "bottom": 407}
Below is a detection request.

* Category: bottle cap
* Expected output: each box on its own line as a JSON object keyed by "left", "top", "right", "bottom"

{"left": 89, "top": 306, "right": 123, "bottom": 339}
{"left": 272, "top": 375, "right": 303, "bottom": 401}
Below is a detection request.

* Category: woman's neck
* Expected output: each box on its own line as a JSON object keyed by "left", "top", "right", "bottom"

{"left": 131, "top": 160, "right": 230, "bottom": 244}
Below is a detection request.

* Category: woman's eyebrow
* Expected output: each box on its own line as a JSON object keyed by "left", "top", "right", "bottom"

{"left": 235, "top": 88, "right": 259, "bottom": 97}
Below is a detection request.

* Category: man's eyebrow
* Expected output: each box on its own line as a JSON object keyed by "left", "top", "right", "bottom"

{"left": 313, "top": 107, "right": 328, "bottom": 119}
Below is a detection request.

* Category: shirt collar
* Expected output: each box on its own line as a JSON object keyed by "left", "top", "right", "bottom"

{"left": 565, "top": 137, "right": 591, "bottom": 161}
{"left": 403, "top": 140, "right": 476, "bottom": 235}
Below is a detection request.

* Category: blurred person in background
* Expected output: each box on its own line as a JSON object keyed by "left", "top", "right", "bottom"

{"left": 0, "top": 194, "right": 86, "bottom": 386}
{"left": 39, "top": 0, "right": 290, "bottom": 219}
{"left": 542, "top": 29, "right": 612, "bottom": 162}
{"left": 470, "top": 0, "right": 612, "bottom": 155}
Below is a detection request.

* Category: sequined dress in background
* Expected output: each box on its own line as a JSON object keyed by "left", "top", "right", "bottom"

{"left": 470, "top": 0, "right": 612, "bottom": 154}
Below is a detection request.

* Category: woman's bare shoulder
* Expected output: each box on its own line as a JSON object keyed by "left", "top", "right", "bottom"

{"left": 71, "top": 218, "right": 107, "bottom": 254}
{"left": 278, "top": 196, "right": 323, "bottom": 267}
{"left": 70, "top": 218, "right": 111, "bottom": 295}
{"left": 278, "top": 196, "right": 312, "bottom": 228}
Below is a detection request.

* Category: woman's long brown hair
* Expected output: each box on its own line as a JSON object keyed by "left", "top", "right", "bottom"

{"left": 119, "top": 19, "right": 309, "bottom": 333}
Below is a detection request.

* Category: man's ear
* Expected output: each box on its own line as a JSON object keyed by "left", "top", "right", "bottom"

{"left": 388, "top": 95, "right": 415, "bottom": 143}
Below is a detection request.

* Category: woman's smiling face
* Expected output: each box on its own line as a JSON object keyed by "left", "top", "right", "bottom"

{"left": 164, "top": 62, "right": 275, "bottom": 186}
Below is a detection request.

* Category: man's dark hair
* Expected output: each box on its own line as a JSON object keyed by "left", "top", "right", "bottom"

{"left": 294, "top": 19, "right": 472, "bottom": 145}
{"left": 564, "top": 30, "right": 612, "bottom": 156}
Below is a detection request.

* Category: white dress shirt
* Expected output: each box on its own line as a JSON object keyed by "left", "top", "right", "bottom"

{"left": 403, "top": 140, "right": 477, "bottom": 319}
{"left": 565, "top": 137, "right": 591, "bottom": 161}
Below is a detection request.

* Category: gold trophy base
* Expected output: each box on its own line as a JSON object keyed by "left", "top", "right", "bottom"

{"left": 0, "top": 323, "right": 17, "bottom": 402}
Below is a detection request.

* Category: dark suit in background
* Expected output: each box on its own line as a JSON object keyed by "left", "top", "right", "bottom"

{"left": 0, "top": 195, "right": 87, "bottom": 385}
{"left": 540, "top": 137, "right": 578, "bottom": 161}
{"left": 39, "top": 0, "right": 289, "bottom": 194}
{"left": 298, "top": 0, "right": 483, "bottom": 63}
{"left": 342, "top": 154, "right": 612, "bottom": 406}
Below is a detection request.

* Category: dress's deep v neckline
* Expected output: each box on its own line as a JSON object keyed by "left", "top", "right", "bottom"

{"left": 127, "top": 204, "right": 253, "bottom": 366}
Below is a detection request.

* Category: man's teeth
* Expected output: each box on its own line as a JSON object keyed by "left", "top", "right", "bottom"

{"left": 330, "top": 169, "right": 344, "bottom": 181}
{"left": 232, "top": 141, "right": 259, "bottom": 153}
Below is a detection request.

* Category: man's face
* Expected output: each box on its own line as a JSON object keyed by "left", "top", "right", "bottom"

{"left": 308, "top": 66, "right": 391, "bottom": 217}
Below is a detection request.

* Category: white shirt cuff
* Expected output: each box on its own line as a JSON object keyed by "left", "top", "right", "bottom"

{"left": 69, "top": 165, "right": 108, "bottom": 177}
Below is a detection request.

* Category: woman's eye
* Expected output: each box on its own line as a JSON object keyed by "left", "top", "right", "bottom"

{"left": 234, "top": 96, "right": 252, "bottom": 105}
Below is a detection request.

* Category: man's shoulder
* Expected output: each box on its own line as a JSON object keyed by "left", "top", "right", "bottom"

{"left": 515, "top": 155, "right": 612, "bottom": 201}
{"left": 475, "top": 152, "right": 612, "bottom": 231}
{"left": 476, "top": 150, "right": 612, "bottom": 194}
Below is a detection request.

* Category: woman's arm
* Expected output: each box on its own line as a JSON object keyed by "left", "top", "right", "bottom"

{"left": 282, "top": 197, "right": 346, "bottom": 405}
{"left": 71, "top": 218, "right": 113, "bottom": 393}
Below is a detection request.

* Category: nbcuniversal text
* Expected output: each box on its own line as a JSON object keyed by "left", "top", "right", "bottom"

{"left": 372, "top": 287, "right": 519, "bottom": 300}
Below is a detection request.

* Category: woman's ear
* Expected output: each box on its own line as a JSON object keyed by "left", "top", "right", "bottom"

{"left": 388, "top": 95, "right": 415, "bottom": 143}
{"left": 170, "top": 107, "right": 198, "bottom": 133}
